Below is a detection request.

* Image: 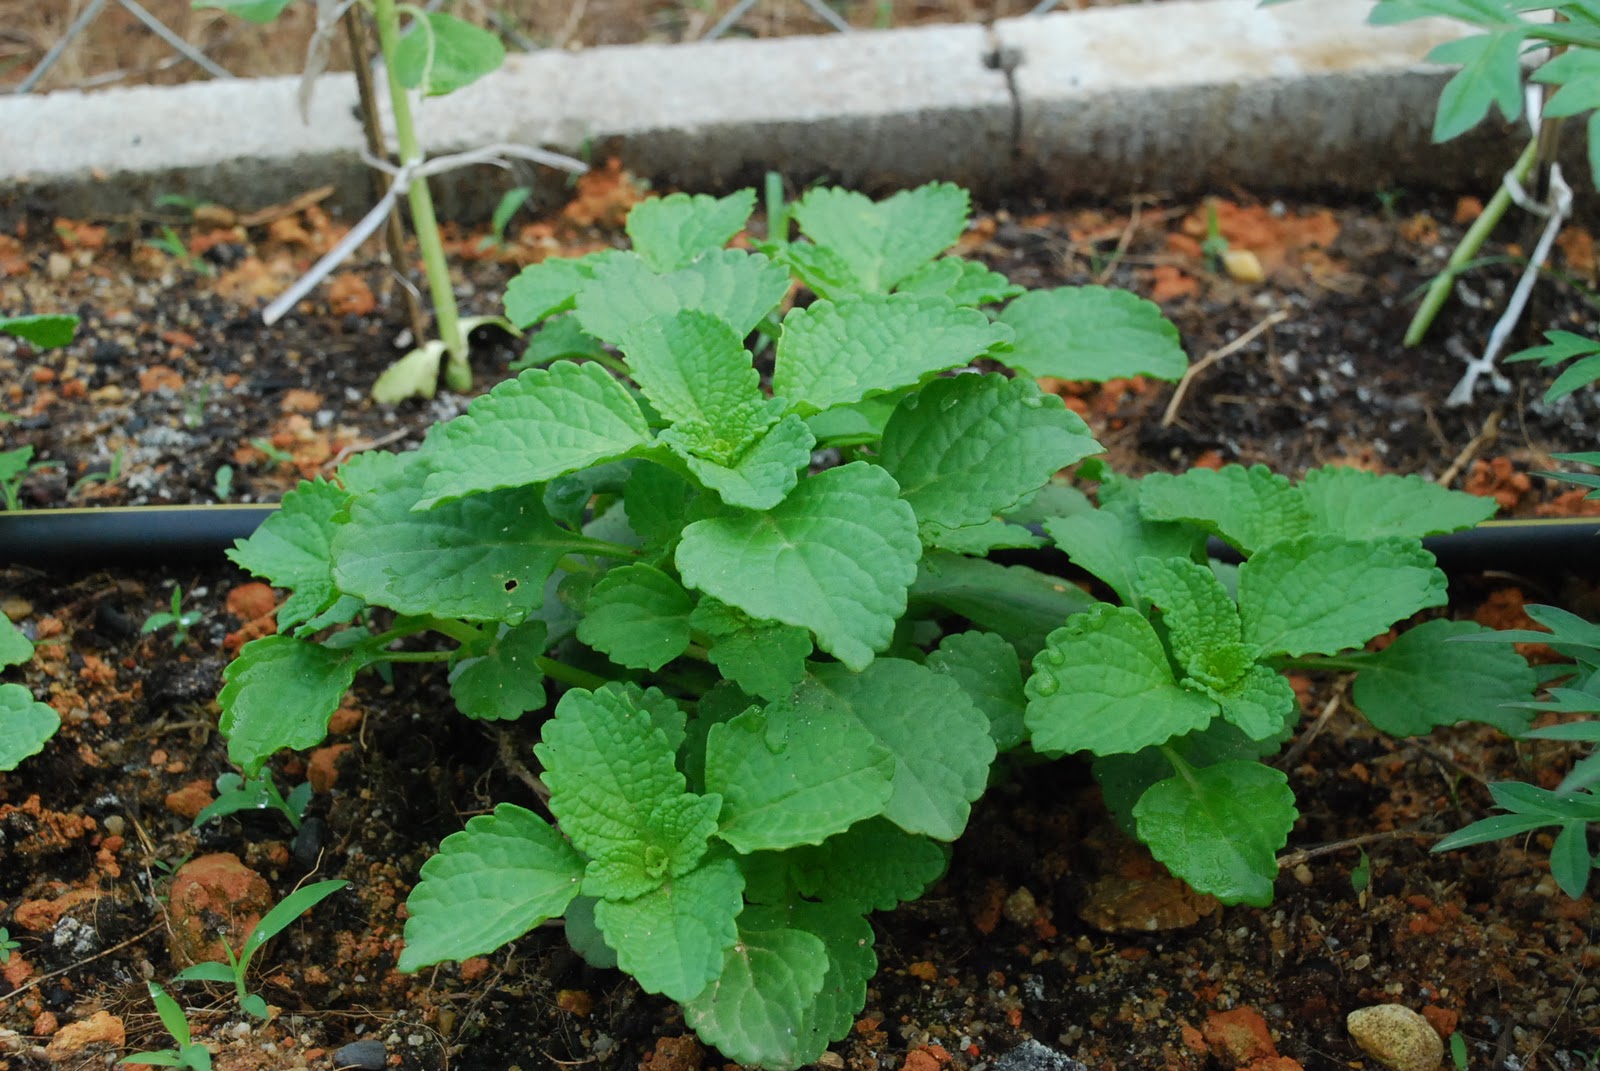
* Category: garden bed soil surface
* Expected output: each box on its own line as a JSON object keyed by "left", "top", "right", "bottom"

{"left": 3, "top": 170, "right": 1600, "bottom": 1071}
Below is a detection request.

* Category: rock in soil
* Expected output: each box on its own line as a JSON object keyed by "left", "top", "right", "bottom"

{"left": 1346, "top": 1004, "right": 1445, "bottom": 1071}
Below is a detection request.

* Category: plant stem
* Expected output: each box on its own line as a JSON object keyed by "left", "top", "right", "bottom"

{"left": 372, "top": 0, "right": 470, "bottom": 390}
{"left": 1404, "top": 136, "right": 1540, "bottom": 346}
{"left": 536, "top": 656, "right": 608, "bottom": 690}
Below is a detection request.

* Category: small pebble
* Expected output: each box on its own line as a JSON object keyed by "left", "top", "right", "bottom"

{"left": 331, "top": 1039, "right": 386, "bottom": 1070}
{"left": 1347, "top": 1004, "right": 1443, "bottom": 1071}
{"left": 1223, "top": 249, "right": 1265, "bottom": 283}
{"left": 992, "top": 1039, "right": 1089, "bottom": 1071}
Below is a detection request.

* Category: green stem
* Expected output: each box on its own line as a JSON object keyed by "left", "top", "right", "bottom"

{"left": 421, "top": 617, "right": 486, "bottom": 646}
{"left": 536, "top": 656, "right": 608, "bottom": 690}
{"left": 373, "top": 0, "right": 469, "bottom": 390}
{"left": 764, "top": 170, "right": 790, "bottom": 242}
{"left": 1272, "top": 655, "right": 1368, "bottom": 673}
{"left": 1404, "top": 136, "right": 1540, "bottom": 346}
{"left": 374, "top": 649, "right": 455, "bottom": 664}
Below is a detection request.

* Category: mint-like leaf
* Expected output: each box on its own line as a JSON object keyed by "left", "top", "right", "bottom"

{"left": 676, "top": 462, "right": 920, "bottom": 670}
{"left": 791, "top": 182, "right": 969, "bottom": 292}
{"left": 1208, "top": 662, "right": 1299, "bottom": 741}
{"left": 1025, "top": 604, "right": 1217, "bottom": 757}
{"left": 1138, "top": 464, "right": 1314, "bottom": 555}
{"left": 0, "top": 615, "right": 33, "bottom": 669}
{"left": 784, "top": 818, "right": 949, "bottom": 911}
{"left": 999, "top": 287, "right": 1188, "bottom": 381}
{"left": 576, "top": 564, "right": 694, "bottom": 671}
{"left": 1043, "top": 497, "right": 1204, "bottom": 607}
{"left": 1134, "top": 760, "right": 1296, "bottom": 907}
{"left": 922, "top": 519, "right": 1046, "bottom": 555}
{"left": 448, "top": 620, "right": 548, "bottom": 721}
{"left": 773, "top": 294, "right": 1011, "bottom": 415}
{"left": 690, "top": 599, "right": 812, "bottom": 701}
{"left": 626, "top": 190, "right": 757, "bottom": 273}
{"left": 575, "top": 250, "right": 789, "bottom": 344}
{"left": 1, "top": 683, "right": 58, "bottom": 773}
{"left": 227, "top": 477, "right": 350, "bottom": 631}
{"left": 1238, "top": 535, "right": 1447, "bottom": 657}
{"left": 668, "top": 412, "right": 815, "bottom": 510}
{"left": 513, "top": 313, "right": 608, "bottom": 372}
{"left": 878, "top": 373, "right": 1101, "bottom": 529}
{"left": 535, "top": 684, "right": 687, "bottom": 860}
{"left": 911, "top": 552, "right": 1097, "bottom": 655}
{"left": 789, "top": 900, "right": 878, "bottom": 1059}
{"left": 1300, "top": 466, "right": 1496, "bottom": 540}
{"left": 895, "top": 257, "right": 1025, "bottom": 307}
{"left": 562, "top": 895, "right": 618, "bottom": 969}
{"left": 503, "top": 251, "right": 617, "bottom": 328}
{"left": 1349, "top": 619, "right": 1537, "bottom": 736}
{"left": 584, "top": 793, "right": 724, "bottom": 901}
{"left": 219, "top": 635, "right": 364, "bottom": 775}
{"left": 391, "top": 11, "right": 504, "bottom": 96}
{"left": 767, "top": 240, "right": 864, "bottom": 300}
{"left": 617, "top": 310, "right": 768, "bottom": 442}
{"left": 1136, "top": 556, "right": 1244, "bottom": 669}
{"left": 398, "top": 804, "right": 584, "bottom": 971}
{"left": 594, "top": 855, "right": 744, "bottom": 1003}
{"left": 803, "top": 660, "right": 995, "bottom": 840}
{"left": 416, "top": 361, "right": 650, "bottom": 509}
{"left": 705, "top": 702, "right": 895, "bottom": 852}
{"left": 926, "top": 630, "right": 1028, "bottom": 751}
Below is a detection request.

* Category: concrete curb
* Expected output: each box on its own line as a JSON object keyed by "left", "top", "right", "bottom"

{"left": 0, "top": 0, "right": 1523, "bottom": 220}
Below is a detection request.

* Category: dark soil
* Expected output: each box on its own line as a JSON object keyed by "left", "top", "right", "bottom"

{"left": 2, "top": 173, "right": 1600, "bottom": 1071}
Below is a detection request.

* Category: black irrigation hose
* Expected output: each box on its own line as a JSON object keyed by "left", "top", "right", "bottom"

{"left": 1, "top": 505, "right": 1596, "bottom": 575}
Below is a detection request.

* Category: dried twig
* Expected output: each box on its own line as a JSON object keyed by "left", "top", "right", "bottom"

{"left": 1161, "top": 309, "right": 1289, "bottom": 427}
{"left": 1276, "top": 828, "right": 1435, "bottom": 870}
{"left": 1274, "top": 691, "right": 1342, "bottom": 772}
{"left": 1437, "top": 408, "right": 1503, "bottom": 489}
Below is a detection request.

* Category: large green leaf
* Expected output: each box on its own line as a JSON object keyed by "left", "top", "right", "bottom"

{"left": 772, "top": 294, "right": 1011, "bottom": 415}
{"left": 594, "top": 855, "right": 744, "bottom": 1003}
{"left": 803, "top": 660, "right": 995, "bottom": 841}
{"left": 676, "top": 462, "right": 920, "bottom": 670}
{"left": 398, "top": 804, "right": 584, "bottom": 971}
{"left": 998, "top": 287, "right": 1187, "bottom": 381}
{"left": 391, "top": 11, "right": 505, "bottom": 96}
{"left": 1238, "top": 535, "right": 1447, "bottom": 657}
{"left": 1300, "top": 466, "right": 1495, "bottom": 540}
{"left": 575, "top": 250, "right": 790, "bottom": 344}
{"left": 790, "top": 182, "right": 970, "bottom": 292}
{"left": 1133, "top": 760, "right": 1296, "bottom": 907}
{"left": 877, "top": 373, "right": 1101, "bottom": 529}
{"left": 416, "top": 361, "right": 651, "bottom": 508}
{"left": 226, "top": 478, "right": 350, "bottom": 631}
{"left": 690, "top": 599, "right": 812, "bottom": 701}
{"left": 503, "top": 251, "right": 618, "bottom": 328}
{"left": 218, "top": 636, "right": 364, "bottom": 775}
{"left": 576, "top": 564, "right": 695, "bottom": 671}
{"left": 925, "top": 630, "right": 1028, "bottom": 751}
{"left": 910, "top": 552, "right": 1097, "bottom": 654}
{"left": 1135, "top": 555, "right": 1243, "bottom": 670}
{"left": 0, "top": 614, "right": 33, "bottom": 669}
{"left": 448, "top": 620, "right": 549, "bottom": 721}
{"left": 1349, "top": 619, "right": 1537, "bottom": 737}
{"left": 706, "top": 702, "right": 895, "bottom": 852}
{"left": 583, "top": 794, "right": 723, "bottom": 902}
{"left": 1025, "top": 604, "right": 1218, "bottom": 757}
{"left": 626, "top": 190, "right": 757, "bottom": 273}
{"left": 780, "top": 818, "right": 949, "bottom": 911}
{"left": 1138, "top": 464, "right": 1314, "bottom": 555}
{"left": 616, "top": 310, "right": 769, "bottom": 449}
{"left": 1042, "top": 498, "right": 1204, "bottom": 607}
{"left": 669, "top": 413, "right": 815, "bottom": 511}
{"left": 894, "top": 257, "right": 1025, "bottom": 307}
{"left": 0, "top": 683, "right": 59, "bottom": 772}
{"left": 788, "top": 900, "right": 878, "bottom": 1060}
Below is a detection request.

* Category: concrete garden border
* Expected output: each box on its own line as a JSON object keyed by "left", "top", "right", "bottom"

{"left": 0, "top": 0, "right": 1533, "bottom": 220}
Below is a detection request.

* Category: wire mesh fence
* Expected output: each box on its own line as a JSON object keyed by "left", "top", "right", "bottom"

{"left": 2, "top": 0, "right": 1153, "bottom": 94}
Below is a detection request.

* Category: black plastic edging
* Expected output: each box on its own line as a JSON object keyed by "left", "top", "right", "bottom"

{"left": 0, "top": 505, "right": 1595, "bottom": 574}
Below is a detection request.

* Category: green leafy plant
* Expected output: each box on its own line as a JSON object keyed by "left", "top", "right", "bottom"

{"left": 172, "top": 879, "right": 347, "bottom": 1019}
{"left": 1024, "top": 461, "right": 1535, "bottom": 906}
{"left": 218, "top": 180, "right": 1189, "bottom": 1067}
{"left": 145, "top": 226, "right": 212, "bottom": 276}
{"left": 142, "top": 585, "right": 204, "bottom": 648}
{"left": 0, "top": 445, "right": 60, "bottom": 512}
{"left": 476, "top": 185, "right": 533, "bottom": 252}
{"left": 248, "top": 436, "right": 295, "bottom": 467}
{"left": 70, "top": 446, "right": 124, "bottom": 497}
{"left": 191, "top": 771, "right": 312, "bottom": 831}
{"left": 0, "top": 927, "right": 19, "bottom": 963}
{"left": 121, "top": 983, "right": 213, "bottom": 1070}
{"left": 213, "top": 464, "right": 234, "bottom": 501}
{"left": 2, "top": 313, "right": 78, "bottom": 510}
{"left": 1434, "top": 604, "right": 1600, "bottom": 897}
{"left": 1, "top": 613, "right": 59, "bottom": 772}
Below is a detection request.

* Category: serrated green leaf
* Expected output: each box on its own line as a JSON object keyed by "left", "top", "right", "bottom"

{"left": 1138, "top": 464, "right": 1314, "bottom": 555}
{"left": 802, "top": 660, "right": 995, "bottom": 840}
{"left": 576, "top": 564, "right": 694, "bottom": 671}
{"left": 391, "top": 11, "right": 504, "bottom": 96}
{"left": 415, "top": 361, "right": 650, "bottom": 509}
{"left": 617, "top": 310, "right": 767, "bottom": 439}
{"left": 219, "top": 635, "right": 363, "bottom": 774}
{"left": 878, "top": 373, "right": 1101, "bottom": 529}
{"left": 690, "top": 599, "right": 812, "bottom": 701}
{"left": 0, "top": 615, "right": 33, "bottom": 669}
{"left": 706, "top": 701, "right": 895, "bottom": 852}
{"left": 1301, "top": 466, "right": 1495, "bottom": 540}
{"left": 227, "top": 478, "right": 350, "bottom": 631}
{"left": 1134, "top": 759, "right": 1295, "bottom": 906}
{"left": 676, "top": 462, "right": 920, "bottom": 670}
{"left": 511, "top": 313, "right": 608, "bottom": 372}
{"left": 782, "top": 817, "right": 949, "bottom": 911}
{"left": 398, "top": 804, "right": 584, "bottom": 971}
{"left": 1348, "top": 619, "right": 1536, "bottom": 736}
{"left": 584, "top": 793, "right": 724, "bottom": 901}
{"left": 998, "top": 286, "right": 1187, "bottom": 382}
{"left": 767, "top": 240, "right": 865, "bottom": 300}
{"left": 926, "top": 630, "right": 1028, "bottom": 751}
{"left": 535, "top": 684, "right": 686, "bottom": 861}
{"left": 0, "top": 313, "right": 78, "bottom": 348}
{"left": 773, "top": 294, "right": 1012, "bottom": 415}
{"left": 1025, "top": 604, "right": 1218, "bottom": 757}
{"left": 1136, "top": 556, "right": 1244, "bottom": 669}
{"left": 894, "top": 257, "right": 1025, "bottom": 307}
{"left": 683, "top": 908, "right": 830, "bottom": 1068}
{"left": 623, "top": 462, "right": 701, "bottom": 551}
{"left": 1208, "top": 662, "right": 1299, "bottom": 741}
{"left": 1238, "top": 535, "right": 1447, "bottom": 657}
{"left": 669, "top": 413, "right": 815, "bottom": 510}
{"left": 788, "top": 900, "right": 878, "bottom": 1059}
{"left": 922, "top": 519, "right": 1046, "bottom": 555}
{"left": 0, "top": 683, "right": 59, "bottom": 772}
{"left": 448, "top": 620, "right": 548, "bottom": 721}
{"left": 332, "top": 476, "right": 569, "bottom": 622}
{"left": 1042, "top": 499, "right": 1205, "bottom": 606}
{"left": 503, "top": 251, "right": 618, "bottom": 329}
{"left": 626, "top": 190, "right": 756, "bottom": 273}
{"left": 910, "top": 552, "right": 1098, "bottom": 654}
{"left": 594, "top": 855, "right": 744, "bottom": 1002}
{"left": 791, "top": 182, "right": 970, "bottom": 292}
{"left": 1427, "top": 31, "right": 1526, "bottom": 142}
{"left": 562, "top": 895, "right": 618, "bottom": 969}
{"left": 575, "top": 250, "right": 790, "bottom": 344}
